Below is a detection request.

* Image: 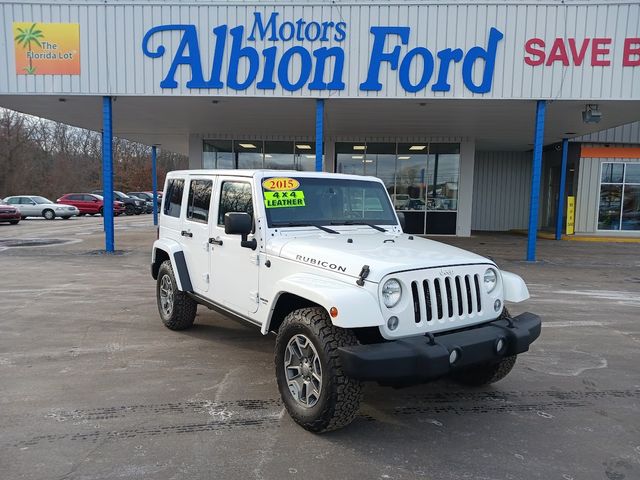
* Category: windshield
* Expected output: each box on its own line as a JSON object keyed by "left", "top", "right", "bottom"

{"left": 93, "top": 194, "right": 103, "bottom": 200}
{"left": 114, "top": 191, "right": 128, "bottom": 199}
{"left": 0, "top": 199, "right": 7, "bottom": 205}
{"left": 262, "top": 176, "right": 397, "bottom": 228}
{"left": 32, "top": 196, "right": 52, "bottom": 204}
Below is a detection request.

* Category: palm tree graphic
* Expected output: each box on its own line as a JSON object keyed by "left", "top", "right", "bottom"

{"left": 15, "top": 23, "right": 44, "bottom": 74}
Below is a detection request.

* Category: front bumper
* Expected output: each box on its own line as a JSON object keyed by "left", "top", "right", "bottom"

{"left": 0, "top": 211, "right": 21, "bottom": 220}
{"left": 339, "top": 312, "right": 541, "bottom": 382}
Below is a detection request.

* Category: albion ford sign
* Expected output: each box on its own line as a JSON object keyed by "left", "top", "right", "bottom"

{"left": 142, "top": 12, "right": 504, "bottom": 94}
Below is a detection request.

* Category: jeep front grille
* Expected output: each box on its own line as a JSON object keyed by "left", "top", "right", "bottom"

{"left": 410, "top": 274, "right": 482, "bottom": 323}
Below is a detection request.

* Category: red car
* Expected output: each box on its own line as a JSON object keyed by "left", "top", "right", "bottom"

{"left": 57, "top": 193, "right": 125, "bottom": 216}
{"left": 0, "top": 199, "right": 21, "bottom": 224}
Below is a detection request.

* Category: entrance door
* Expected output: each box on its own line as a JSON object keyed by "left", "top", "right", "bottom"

{"left": 181, "top": 177, "right": 214, "bottom": 294}
{"left": 209, "top": 178, "right": 260, "bottom": 316}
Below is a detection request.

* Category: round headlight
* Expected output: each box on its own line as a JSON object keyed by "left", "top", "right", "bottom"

{"left": 382, "top": 279, "right": 402, "bottom": 308}
{"left": 483, "top": 268, "right": 498, "bottom": 293}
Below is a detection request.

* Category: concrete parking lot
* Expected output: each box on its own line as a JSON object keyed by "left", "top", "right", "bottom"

{"left": 1, "top": 216, "right": 639, "bottom": 480}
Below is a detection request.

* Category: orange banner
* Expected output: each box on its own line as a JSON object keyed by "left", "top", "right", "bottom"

{"left": 14, "top": 22, "right": 80, "bottom": 75}
{"left": 581, "top": 146, "right": 640, "bottom": 159}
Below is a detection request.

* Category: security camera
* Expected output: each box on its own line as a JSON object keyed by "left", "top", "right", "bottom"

{"left": 582, "top": 104, "right": 602, "bottom": 124}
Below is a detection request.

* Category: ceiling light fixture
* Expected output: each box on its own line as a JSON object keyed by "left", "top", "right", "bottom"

{"left": 353, "top": 145, "right": 366, "bottom": 150}
{"left": 398, "top": 156, "right": 411, "bottom": 160}
{"left": 409, "top": 145, "right": 426, "bottom": 151}
{"left": 296, "top": 144, "right": 311, "bottom": 150}
{"left": 239, "top": 143, "right": 256, "bottom": 149}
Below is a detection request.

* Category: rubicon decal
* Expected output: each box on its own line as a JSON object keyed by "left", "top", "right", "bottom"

{"left": 296, "top": 255, "right": 347, "bottom": 273}
{"left": 141, "top": 12, "right": 504, "bottom": 94}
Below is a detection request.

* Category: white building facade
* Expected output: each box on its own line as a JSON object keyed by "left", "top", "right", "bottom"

{"left": 1, "top": 0, "right": 639, "bottom": 241}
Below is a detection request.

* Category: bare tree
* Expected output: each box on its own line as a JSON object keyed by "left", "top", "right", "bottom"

{"left": 0, "top": 108, "right": 187, "bottom": 199}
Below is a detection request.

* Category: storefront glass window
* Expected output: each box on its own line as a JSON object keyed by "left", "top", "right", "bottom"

{"left": 335, "top": 142, "right": 460, "bottom": 234}
{"left": 598, "top": 162, "right": 640, "bottom": 231}
{"left": 294, "top": 142, "right": 317, "bottom": 171}
{"left": 235, "top": 140, "right": 264, "bottom": 169}
{"left": 203, "top": 140, "right": 233, "bottom": 169}
{"left": 336, "top": 142, "right": 366, "bottom": 176}
{"left": 264, "top": 141, "right": 294, "bottom": 170}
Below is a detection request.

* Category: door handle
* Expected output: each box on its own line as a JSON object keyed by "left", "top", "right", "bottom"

{"left": 208, "top": 237, "right": 223, "bottom": 246}
{"left": 181, "top": 230, "right": 193, "bottom": 238}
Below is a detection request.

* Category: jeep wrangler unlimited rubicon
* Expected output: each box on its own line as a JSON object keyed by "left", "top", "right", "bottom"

{"left": 151, "top": 170, "right": 541, "bottom": 432}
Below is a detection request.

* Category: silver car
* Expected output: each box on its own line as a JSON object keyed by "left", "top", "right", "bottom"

{"left": 4, "top": 195, "right": 79, "bottom": 220}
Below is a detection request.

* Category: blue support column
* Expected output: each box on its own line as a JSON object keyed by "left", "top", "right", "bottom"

{"left": 555, "top": 138, "right": 569, "bottom": 240}
{"left": 102, "top": 96, "right": 114, "bottom": 252}
{"left": 152, "top": 145, "right": 158, "bottom": 226}
{"left": 526, "top": 100, "right": 546, "bottom": 262}
{"left": 315, "top": 99, "right": 324, "bottom": 172}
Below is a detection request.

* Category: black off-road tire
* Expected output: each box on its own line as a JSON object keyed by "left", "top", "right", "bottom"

{"left": 275, "top": 307, "right": 363, "bottom": 433}
{"left": 156, "top": 260, "right": 197, "bottom": 331}
{"left": 98, "top": 207, "right": 104, "bottom": 216}
{"left": 452, "top": 307, "right": 517, "bottom": 386}
{"left": 125, "top": 205, "right": 135, "bottom": 215}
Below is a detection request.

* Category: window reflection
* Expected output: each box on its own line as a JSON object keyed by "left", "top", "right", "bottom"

{"left": 235, "top": 140, "right": 263, "bottom": 169}
{"left": 203, "top": 140, "right": 233, "bottom": 169}
{"left": 599, "top": 162, "right": 640, "bottom": 231}
{"left": 335, "top": 142, "right": 460, "bottom": 234}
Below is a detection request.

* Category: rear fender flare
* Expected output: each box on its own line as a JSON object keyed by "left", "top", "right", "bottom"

{"left": 152, "top": 239, "right": 193, "bottom": 292}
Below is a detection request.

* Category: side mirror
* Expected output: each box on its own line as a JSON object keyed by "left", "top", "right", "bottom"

{"left": 224, "top": 212, "right": 257, "bottom": 250}
{"left": 397, "top": 212, "right": 406, "bottom": 232}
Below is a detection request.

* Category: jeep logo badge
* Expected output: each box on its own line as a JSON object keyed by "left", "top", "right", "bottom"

{"left": 439, "top": 269, "right": 454, "bottom": 276}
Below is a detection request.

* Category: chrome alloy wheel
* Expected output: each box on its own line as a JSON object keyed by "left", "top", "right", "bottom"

{"left": 284, "top": 334, "right": 323, "bottom": 408}
{"left": 159, "top": 274, "right": 174, "bottom": 317}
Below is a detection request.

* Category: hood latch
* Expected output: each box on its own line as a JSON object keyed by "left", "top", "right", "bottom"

{"left": 356, "top": 265, "right": 370, "bottom": 286}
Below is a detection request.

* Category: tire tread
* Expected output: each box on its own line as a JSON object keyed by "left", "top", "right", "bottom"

{"left": 157, "top": 260, "right": 197, "bottom": 331}
{"left": 275, "top": 307, "right": 362, "bottom": 432}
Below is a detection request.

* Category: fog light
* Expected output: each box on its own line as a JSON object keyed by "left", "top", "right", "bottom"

{"left": 387, "top": 316, "right": 399, "bottom": 331}
{"left": 494, "top": 299, "right": 502, "bottom": 312}
{"left": 449, "top": 349, "right": 460, "bottom": 365}
{"left": 495, "top": 338, "right": 506, "bottom": 354}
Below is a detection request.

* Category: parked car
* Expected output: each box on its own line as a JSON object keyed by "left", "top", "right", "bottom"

{"left": 127, "top": 192, "right": 155, "bottom": 213}
{"left": 391, "top": 193, "right": 410, "bottom": 209}
{"left": 127, "top": 192, "right": 162, "bottom": 213}
{"left": 0, "top": 199, "right": 21, "bottom": 224}
{"left": 92, "top": 190, "right": 144, "bottom": 215}
{"left": 4, "top": 195, "right": 79, "bottom": 220}
{"left": 406, "top": 198, "right": 426, "bottom": 210}
{"left": 57, "top": 193, "right": 125, "bottom": 216}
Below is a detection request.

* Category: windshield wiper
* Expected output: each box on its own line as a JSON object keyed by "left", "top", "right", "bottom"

{"left": 330, "top": 221, "right": 386, "bottom": 232}
{"left": 271, "top": 222, "right": 339, "bottom": 234}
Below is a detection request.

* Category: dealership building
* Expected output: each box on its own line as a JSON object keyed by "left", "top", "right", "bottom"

{"left": 1, "top": 0, "right": 639, "bottom": 258}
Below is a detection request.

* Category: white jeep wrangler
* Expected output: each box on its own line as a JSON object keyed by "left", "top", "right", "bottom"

{"left": 151, "top": 170, "right": 541, "bottom": 432}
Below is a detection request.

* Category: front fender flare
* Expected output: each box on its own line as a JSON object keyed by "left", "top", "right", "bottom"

{"left": 264, "top": 273, "right": 385, "bottom": 334}
{"left": 152, "top": 238, "right": 193, "bottom": 292}
{"left": 501, "top": 270, "right": 530, "bottom": 303}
